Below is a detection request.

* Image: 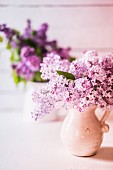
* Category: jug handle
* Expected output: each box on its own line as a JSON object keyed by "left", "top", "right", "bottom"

{"left": 100, "top": 110, "right": 110, "bottom": 133}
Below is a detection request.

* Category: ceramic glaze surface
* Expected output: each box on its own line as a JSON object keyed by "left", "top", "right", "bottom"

{"left": 60, "top": 106, "right": 109, "bottom": 156}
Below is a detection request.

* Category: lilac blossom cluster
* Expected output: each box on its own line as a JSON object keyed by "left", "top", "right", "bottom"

{"left": 12, "top": 46, "right": 41, "bottom": 80}
{"left": 32, "top": 50, "right": 113, "bottom": 120}
{"left": 40, "top": 52, "right": 70, "bottom": 80}
{"left": 0, "top": 19, "right": 72, "bottom": 84}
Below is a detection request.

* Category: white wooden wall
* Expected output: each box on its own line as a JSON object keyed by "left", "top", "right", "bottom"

{"left": 0, "top": 0, "right": 113, "bottom": 111}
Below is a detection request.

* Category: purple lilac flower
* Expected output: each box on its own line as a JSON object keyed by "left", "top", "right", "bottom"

{"left": 0, "top": 24, "right": 14, "bottom": 39}
{"left": 34, "top": 23, "right": 48, "bottom": 47}
{"left": 0, "top": 20, "right": 73, "bottom": 84}
{"left": 10, "top": 40, "right": 18, "bottom": 48}
{"left": 37, "top": 23, "right": 48, "bottom": 38}
{"left": 47, "top": 40, "right": 57, "bottom": 49}
{"left": 23, "top": 19, "right": 32, "bottom": 38}
{"left": 57, "top": 47, "right": 71, "bottom": 60}
{"left": 20, "top": 46, "right": 35, "bottom": 61}
{"left": 26, "top": 55, "right": 41, "bottom": 71}
{"left": 12, "top": 64, "right": 17, "bottom": 69}
{"left": 16, "top": 62, "right": 34, "bottom": 80}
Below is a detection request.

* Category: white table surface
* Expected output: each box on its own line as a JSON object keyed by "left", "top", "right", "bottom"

{"left": 0, "top": 112, "right": 113, "bottom": 170}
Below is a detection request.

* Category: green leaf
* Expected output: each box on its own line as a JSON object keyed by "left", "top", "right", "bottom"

{"left": 0, "top": 36, "right": 3, "bottom": 42}
{"left": 35, "top": 47, "right": 43, "bottom": 58}
{"left": 20, "top": 77, "right": 27, "bottom": 86}
{"left": 16, "top": 48, "right": 20, "bottom": 55}
{"left": 13, "top": 29, "right": 20, "bottom": 36}
{"left": 69, "top": 57, "right": 76, "bottom": 62}
{"left": 33, "top": 71, "right": 47, "bottom": 82}
{"left": 10, "top": 51, "right": 15, "bottom": 62}
{"left": 24, "top": 38, "right": 37, "bottom": 48}
{"left": 32, "top": 30, "right": 37, "bottom": 36}
{"left": 10, "top": 50, "right": 21, "bottom": 63}
{"left": 12, "top": 70, "right": 21, "bottom": 85}
{"left": 12, "top": 70, "right": 27, "bottom": 86}
{"left": 6, "top": 42, "right": 11, "bottom": 49}
{"left": 57, "top": 71, "right": 75, "bottom": 80}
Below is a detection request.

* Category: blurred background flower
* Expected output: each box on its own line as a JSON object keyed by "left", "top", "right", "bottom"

{"left": 0, "top": 19, "right": 74, "bottom": 85}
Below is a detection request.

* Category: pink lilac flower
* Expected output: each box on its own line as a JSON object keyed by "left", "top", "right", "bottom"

{"left": 32, "top": 86, "right": 58, "bottom": 120}
{"left": 69, "top": 60, "right": 88, "bottom": 79}
{"left": 82, "top": 50, "right": 98, "bottom": 56}
{"left": 79, "top": 50, "right": 99, "bottom": 68}
{"left": 32, "top": 50, "right": 113, "bottom": 120}
{"left": 69, "top": 50, "right": 98, "bottom": 78}
{"left": 40, "top": 52, "right": 70, "bottom": 80}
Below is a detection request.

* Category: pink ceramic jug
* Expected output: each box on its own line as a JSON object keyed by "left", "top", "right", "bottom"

{"left": 60, "top": 106, "right": 109, "bottom": 156}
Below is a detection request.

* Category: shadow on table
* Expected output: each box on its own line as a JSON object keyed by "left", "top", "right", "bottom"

{"left": 91, "top": 147, "right": 113, "bottom": 162}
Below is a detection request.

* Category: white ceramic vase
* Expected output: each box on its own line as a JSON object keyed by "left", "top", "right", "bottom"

{"left": 60, "top": 106, "right": 110, "bottom": 157}
{"left": 23, "top": 82, "right": 59, "bottom": 122}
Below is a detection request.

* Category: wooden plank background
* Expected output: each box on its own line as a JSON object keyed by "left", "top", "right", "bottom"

{"left": 0, "top": 0, "right": 113, "bottom": 111}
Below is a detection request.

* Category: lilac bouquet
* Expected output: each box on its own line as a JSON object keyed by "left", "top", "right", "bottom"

{"left": 0, "top": 19, "right": 73, "bottom": 84}
{"left": 31, "top": 50, "right": 113, "bottom": 120}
